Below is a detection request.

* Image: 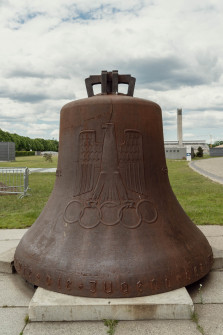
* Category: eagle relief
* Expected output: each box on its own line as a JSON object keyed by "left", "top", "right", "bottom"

{"left": 64, "top": 122, "right": 157, "bottom": 229}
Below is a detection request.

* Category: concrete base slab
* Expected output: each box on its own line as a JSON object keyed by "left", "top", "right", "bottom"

{"left": 0, "top": 273, "right": 35, "bottom": 307}
{"left": 0, "top": 307, "right": 28, "bottom": 335}
{"left": 29, "top": 287, "right": 194, "bottom": 321}
{"left": 187, "top": 271, "right": 223, "bottom": 304}
{"left": 0, "top": 248, "right": 15, "bottom": 273}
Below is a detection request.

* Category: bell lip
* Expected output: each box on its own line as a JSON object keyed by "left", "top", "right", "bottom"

{"left": 14, "top": 245, "right": 213, "bottom": 298}
{"left": 14, "top": 262, "right": 213, "bottom": 299}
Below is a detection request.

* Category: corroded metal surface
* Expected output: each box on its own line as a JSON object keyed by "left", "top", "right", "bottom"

{"left": 14, "top": 71, "right": 213, "bottom": 298}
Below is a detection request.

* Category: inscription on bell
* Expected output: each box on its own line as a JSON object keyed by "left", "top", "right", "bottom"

{"left": 104, "top": 281, "right": 112, "bottom": 294}
{"left": 137, "top": 281, "right": 143, "bottom": 293}
{"left": 121, "top": 282, "right": 128, "bottom": 294}
{"left": 90, "top": 281, "right": 97, "bottom": 293}
{"left": 66, "top": 279, "right": 72, "bottom": 290}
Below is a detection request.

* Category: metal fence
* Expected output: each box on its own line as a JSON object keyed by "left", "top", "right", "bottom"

{"left": 210, "top": 148, "right": 223, "bottom": 157}
{"left": 0, "top": 167, "right": 29, "bottom": 197}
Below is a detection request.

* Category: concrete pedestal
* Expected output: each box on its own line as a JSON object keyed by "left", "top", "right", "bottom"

{"left": 29, "top": 287, "right": 194, "bottom": 321}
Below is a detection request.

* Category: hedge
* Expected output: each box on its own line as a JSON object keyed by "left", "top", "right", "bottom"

{"left": 16, "top": 151, "right": 35, "bottom": 157}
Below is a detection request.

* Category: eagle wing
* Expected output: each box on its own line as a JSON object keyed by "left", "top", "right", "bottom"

{"left": 74, "top": 130, "right": 102, "bottom": 196}
{"left": 119, "top": 130, "right": 146, "bottom": 195}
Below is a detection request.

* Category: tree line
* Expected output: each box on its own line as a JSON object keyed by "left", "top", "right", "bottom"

{"left": 211, "top": 140, "right": 223, "bottom": 147}
{"left": 0, "top": 128, "right": 58, "bottom": 152}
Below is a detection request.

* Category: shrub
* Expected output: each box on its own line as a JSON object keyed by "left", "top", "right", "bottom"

{"left": 196, "top": 146, "right": 203, "bottom": 157}
{"left": 43, "top": 153, "right": 53, "bottom": 162}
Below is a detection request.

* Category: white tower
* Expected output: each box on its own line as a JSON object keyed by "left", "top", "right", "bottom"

{"left": 177, "top": 108, "right": 183, "bottom": 146}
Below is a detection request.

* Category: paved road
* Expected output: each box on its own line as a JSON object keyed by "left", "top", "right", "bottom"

{"left": 189, "top": 157, "right": 223, "bottom": 185}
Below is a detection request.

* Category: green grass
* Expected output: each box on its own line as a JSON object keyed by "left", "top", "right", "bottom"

{"left": 0, "top": 155, "right": 58, "bottom": 168}
{"left": 168, "top": 160, "right": 223, "bottom": 225}
{"left": 0, "top": 159, "right": 222, "bottom": 228}
{"left": 0, "top": 173, "right": 55, "bottom": 228}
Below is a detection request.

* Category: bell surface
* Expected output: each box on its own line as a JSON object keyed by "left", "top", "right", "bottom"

{"left": 14, "top": 71, "right": 213, "bottom": 298}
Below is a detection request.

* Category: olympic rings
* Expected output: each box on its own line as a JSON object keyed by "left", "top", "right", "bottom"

{"left": 63, "top": 198, "right": 158, "bottom": 229}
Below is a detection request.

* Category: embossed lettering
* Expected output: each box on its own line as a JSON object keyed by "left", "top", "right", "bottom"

{"left": 66, "top": 279, "right": 72, "bottom": 290}
{"left": 121, "top": 282, "right": 128, "bottom": 294}
{"left": 137, "top": 281, "right": 143, "bottom": 293}
{"left": 90, "top": 281, "right": 97, "bottom": 293}
{"left": 36, "top": 273, "right": 40, "bottom": 280}
{"left": 104, "top": 281, "right": 112, "bottom": 294}
{"left": 78, "top": 283, "right": 84, "bottom": 290}
{"left": 150, "top": 278, "right": 156, "bottom": 291}
{"left": 47, "top": 275, "right": 52, "bottom": 286}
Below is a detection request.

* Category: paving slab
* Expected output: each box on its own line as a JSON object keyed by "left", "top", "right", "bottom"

{"left": 115, "top": 320, "right": 201, "bottom": 335}
{"left": 0, "top": 247, "right": 15, "bottom": 273}
{"left": 206, "top": 236, "right": 223, "bottom": 250}
{"left": 187, "top": 271, "right": 223, "bottom": 304}
{"left": 23, "top": 319, "right": 202, "bottom": 335}
{"left": 29, "top": 287, "right": 193, "bottom": 321}
{"left": 212, "top": 247, "right": 223, "bottom": 270}
{"left": 0, "top": 273, "right": 35, "bottom": 307}
{"left": 0, "top": 307, "right": 28, "bottom": 335}
{"left": 198, "top": 225, "right": 223, "bottom": 237}
{"left": 0, "top": 239, "right": 21, "bottom": 254}
{"left": 195, "top": 304, "right": 223, "bottom": 335}
{"left": 0, "top": 229, "right": 28, "bottom": 240}
{"left": 23, "top": 321, "right": 107, "bottom": 335}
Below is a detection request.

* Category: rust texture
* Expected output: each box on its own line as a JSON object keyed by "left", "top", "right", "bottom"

{"left": 14, "top": 71, "right": 213, "bottom": 298}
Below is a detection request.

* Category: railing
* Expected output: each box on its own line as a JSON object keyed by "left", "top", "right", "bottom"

{"left": 0, "top": 167, "right": 29, "bottom": 198}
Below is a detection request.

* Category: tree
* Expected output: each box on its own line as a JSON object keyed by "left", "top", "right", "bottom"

{"left": 0, "top": 128, "right": 59, "bottom": 152}
{"left": 196, "top": 146, "right": 203, "bottom": 157}
{"left": 213, "top": 140, "right": 223, "bottom": 147}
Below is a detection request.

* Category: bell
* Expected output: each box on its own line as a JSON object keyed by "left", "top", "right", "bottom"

{"left": 14, "top": 70, "right": 213, "bottom": 298}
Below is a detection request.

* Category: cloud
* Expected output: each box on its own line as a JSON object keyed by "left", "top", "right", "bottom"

{"left": 0, "top": 0, "right": 223, "bottom": 142}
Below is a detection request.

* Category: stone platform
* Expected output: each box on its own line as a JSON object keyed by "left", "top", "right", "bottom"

{"left": 29, "top": 287, "right": 193, "bottom": 321}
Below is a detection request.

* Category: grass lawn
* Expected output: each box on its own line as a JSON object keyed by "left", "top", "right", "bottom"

{"left": 0, "top": 158, "right": 222, "bottom": 228}
{"left": 168, "top": 160, "right": 223, "bottom": 225}
{"left": 0, "top": 173, "right": 55, "bottom": 228}
{"left": 0, "top": 155, "right": 58, "bottom": 168}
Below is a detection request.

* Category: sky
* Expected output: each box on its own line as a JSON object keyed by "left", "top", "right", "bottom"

{"left": 0, "top": 0, "right": 223, "bottom": 144}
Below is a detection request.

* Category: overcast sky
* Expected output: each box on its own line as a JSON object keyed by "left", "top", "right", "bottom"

{"left": 1, "top": 0, "right": 223, "bottom": 143}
